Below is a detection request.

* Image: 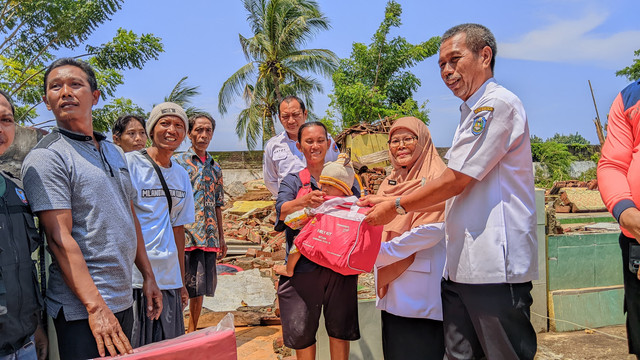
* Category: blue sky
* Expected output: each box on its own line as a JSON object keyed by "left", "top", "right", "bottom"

{"left": 48, "top": 0, "right": 640, "bottom": 149}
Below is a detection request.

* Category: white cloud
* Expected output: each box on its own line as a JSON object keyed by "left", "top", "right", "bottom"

{"left": 499, "top": 11, "right": 640, "bottom": 68}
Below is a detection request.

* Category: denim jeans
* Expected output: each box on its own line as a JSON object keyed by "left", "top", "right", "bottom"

{"left": 0, "top": 336, "right": 37, "bottom": 360}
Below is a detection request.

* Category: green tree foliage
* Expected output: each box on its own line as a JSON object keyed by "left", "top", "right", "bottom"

{"left": 218, "top": 0, "right": 338, "bottom": 150}
{"left": 616, "top": 49, "right": 640, "bottom": 82}
{"left": 91, "top": 97, "right": 146, "bottom": 133}
{"left": 0, "top": 0, "right": 163, "bottom": 131}
{"left": 547, "top": 132, "right": 590, "bottom": 145}
{"left": 530, "top": 135, "right": 544, "bottom": 144}
{"left": 531, "top": 141, "right": 575, "bottom": 188}
{"left": 326, "top": 1, "right": 439, "bottom": 129}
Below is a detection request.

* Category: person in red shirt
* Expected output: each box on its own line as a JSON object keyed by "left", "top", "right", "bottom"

{"left": 598, "top": 79, "right": 640, "bottom": 358}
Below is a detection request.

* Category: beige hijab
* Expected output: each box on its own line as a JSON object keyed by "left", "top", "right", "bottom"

{"left": 376, "top": 117, "right": 446, "bottom": 298}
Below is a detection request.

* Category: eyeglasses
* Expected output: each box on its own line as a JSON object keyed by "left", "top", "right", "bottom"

{"left": 280, "top": 111, "right": 303, "bottom": 122}
{"left": 388, "top": 136, "right": 417, "bottom": 148}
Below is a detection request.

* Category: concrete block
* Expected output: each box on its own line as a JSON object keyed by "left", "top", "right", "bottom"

{"left": 594, "top": 243, "right": 624, "bottom": 287}
{"left": 220, "top": 168, "right": 262, "bottom": 185}
{"left": 202, "top": 269, "right": 276, "bottom": 312}
{"left": 553, "top": 244, "right": 596, "bottom": 290}
{"left": 549, "top": 286, "right": 625, "bottom": 332}
{"left": 316, "top": 300, "right": 383, "bottom": 360}
{"left": 548, "top": 233, "right": 624, "bottom": 291}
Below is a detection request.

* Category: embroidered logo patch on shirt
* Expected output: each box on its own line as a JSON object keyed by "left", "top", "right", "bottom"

{"left": 471, "top": 116, "right": 486, "bottom": 136}
{"left": 15, "top": 188, "right": 28, "bottom": 204}
{"left": 473, "top": 106, "right": 494, "bottom": 114}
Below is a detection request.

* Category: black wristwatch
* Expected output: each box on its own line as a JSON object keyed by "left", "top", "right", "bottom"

{"left": 395, "top": 197, "right": 407, "bottom": 215}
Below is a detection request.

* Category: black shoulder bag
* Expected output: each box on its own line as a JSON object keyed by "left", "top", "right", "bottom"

{"left": 140, "top": 149, "right": 172, "bottom": 213}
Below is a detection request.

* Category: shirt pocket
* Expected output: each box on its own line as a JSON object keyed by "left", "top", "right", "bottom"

{"left": 273, "top": 149, "right": 287, "bottom": 161}
{"left": 22, "top": 213, "right": 42, "bottom": 253}
{"left": 459, "top": 228, "right": 506, "bottom": 278}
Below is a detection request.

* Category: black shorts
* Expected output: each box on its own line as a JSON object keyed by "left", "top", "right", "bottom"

{"left": 185, "top": 249, "right": 218, "bottom": 298}
{"left": 277, "top": 266, "right": 360, "bottom": 349}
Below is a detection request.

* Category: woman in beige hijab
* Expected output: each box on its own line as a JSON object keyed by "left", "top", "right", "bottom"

{"left": 374, "top": 117, "right": 446, "bottom": 360}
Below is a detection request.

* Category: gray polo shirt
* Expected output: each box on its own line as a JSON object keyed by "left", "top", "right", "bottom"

{"left": 21, "top": 127, "right": 137, "bottom": 321}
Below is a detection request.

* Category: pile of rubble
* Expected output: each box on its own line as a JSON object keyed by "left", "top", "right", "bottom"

{"left": 544, "top": 179, "right": 611, "bottom": 235}
{"left": 547, "top": 179, "right": 603, "bottom": 214}
{"left": 358, "top": 167, "right": 388, "bottom": 194}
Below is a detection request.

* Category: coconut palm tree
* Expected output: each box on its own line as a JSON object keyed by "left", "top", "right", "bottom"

{"left": 163, "top": 76, "right": 206, "bottom": 118}
{"left": 219, "top": 0, "right": 338, "bottom": 150}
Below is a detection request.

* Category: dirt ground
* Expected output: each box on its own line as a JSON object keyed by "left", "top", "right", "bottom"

{"left": 536, "top": 325, "right": 633, "bottom": 360}
{"left": 231, "top": 324, "right": 633, "bottom": 359}
{"left": 235, "top": 325, "right": 282, "bottom": 360}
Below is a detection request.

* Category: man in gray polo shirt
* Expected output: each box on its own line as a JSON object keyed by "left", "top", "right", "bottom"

{"left": 21, "top": 58, "right": 162, "bottom": 360}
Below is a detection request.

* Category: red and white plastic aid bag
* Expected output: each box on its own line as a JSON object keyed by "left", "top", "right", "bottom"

{"left": 294, "top": 196, "right": 383, "bottom": 275}
{"left": 104, "top": 313, "right": 237, "bottom": 360}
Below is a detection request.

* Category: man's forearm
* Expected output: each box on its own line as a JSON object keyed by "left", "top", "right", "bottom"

{"left": 400, "top": 168, "right": 471, "bottom": 212}
{"left": 216, "top": 207, "right": 224, "bottom": 241}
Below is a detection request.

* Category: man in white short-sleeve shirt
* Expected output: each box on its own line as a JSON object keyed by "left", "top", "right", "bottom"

{"left": 263, "top": 95, "right": 339, "bottom": 197}
{"left": 361, "top": 24, "right": 537, "bottom": 359}
{"left": 127, "top": 102, "right": 195, "bottom": 347}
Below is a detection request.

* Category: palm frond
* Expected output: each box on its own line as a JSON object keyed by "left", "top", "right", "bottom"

{"left": 220, "top": 0, "right": 334, "bottom": 147}
{"left": 164, "top": 76, "right": 200, "bottom": 106}
{"left": 218, "top": 62, "right": 257, "bottom": 114}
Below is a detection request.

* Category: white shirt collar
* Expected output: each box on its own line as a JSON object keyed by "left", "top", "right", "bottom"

{"left": 460, "top": 77, "right": 496, "bottom": 112}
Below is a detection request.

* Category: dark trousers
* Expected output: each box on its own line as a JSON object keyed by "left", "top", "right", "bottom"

{"left": 381, "top": 310, "right": 445, "bottom": 360}
{"left": 620, "top": 233, "right": 640, "bottom": 355}
{"left": 441, "top": 279, "right": 536, "bottom": 360}
{"left": 53, "top": 307, "right": 133, "bottom": 360}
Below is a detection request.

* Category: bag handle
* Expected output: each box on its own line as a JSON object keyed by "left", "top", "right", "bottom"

{"left": 140, "top": 149, "right": 173, "bottom": 213}
{"left": 313, "top": 195, "right": 360, "bottom": 214}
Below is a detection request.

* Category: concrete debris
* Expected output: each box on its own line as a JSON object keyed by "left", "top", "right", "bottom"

{"left": 225, "top": 180, "right": 247, "bottom": 199}
{"left": 548, "top": 179, "right": 598, "bottom": 195}
{"left": 227, "top": 200, "right": 275, "bottom": 215}
{"left": 202, "top": 269, "right": 276, "bottom": 312}
{"left": 244, "top": 178, "right": 269, "bottom": 192}
{"left": 583, "top": 223, "right": 620, "bottom": 231}
{"left": 555, "top": 188, "right": 606, "bottom": 213}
